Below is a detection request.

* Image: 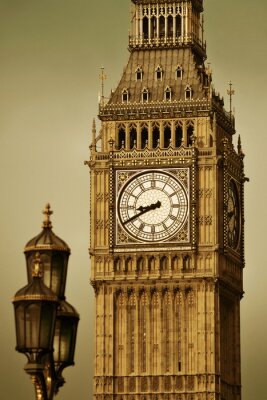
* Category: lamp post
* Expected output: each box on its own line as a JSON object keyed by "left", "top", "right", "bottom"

{"left": 13, "top": 204, "right": 79, "bottom": 400}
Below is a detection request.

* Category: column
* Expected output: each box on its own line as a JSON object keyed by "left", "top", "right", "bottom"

{"left": 148, "top": 6, "right": 151, "bottom": 42}
{"left": 125, "top": 123, "right": 129, "bottom": 149}
{"left": 173, "top": 11, "right": 176, "bottom": 44}
{"left": 164, "top": 7, "right": 167, "bottom": 42}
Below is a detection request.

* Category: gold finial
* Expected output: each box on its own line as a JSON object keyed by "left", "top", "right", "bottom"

{"left": 32, "top": 253, "right": 42, "bottom": 278}
{"left": 42, "top": 203, "right": 53, "bottom": 229}
{"left": 99, "top": 67, "right": 107, "bottom": 106}
{"left": 227, "top": 81, "right": 235, "bottom": 122}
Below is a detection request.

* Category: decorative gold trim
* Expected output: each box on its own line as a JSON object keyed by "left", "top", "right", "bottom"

{"left": 13, "top": 294, "right": 57, "bottom": 302}
{"left": 24, "top": 244, "right": 70, "bottom": 253}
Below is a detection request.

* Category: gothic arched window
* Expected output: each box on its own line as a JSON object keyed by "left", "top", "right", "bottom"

{"left": 137, "top": 257, "right": 145, "bottom": 271}
{"left": 159, "top": 15, "right": 165, "bottom": 37}
{"left": 129, "top": 126, "right": 137, "bottom": 149}
{"left": 155, "top": 65, "right": 163, "bottom": 81}
{"left": 117, "top": 126, "right": 126, "bottom": 149}
{"left": 152, "top": 124, "right": 160, "bottom": 148}
{"left": 160, "top": 256, "right": 168, "bottom": 270}
{"left": 176, "top": 65, "right": 183, "bottom": 79}
{"left": 164, "top": 124, "right": 172, "bottom": 148}
{"left": 185, "top": 85, "right": 193, "bottom": 100}
{"left": 176, "top": 15, "right": 182, "bottom": 37}
{"left": 143, "top": 16, "right": 149, "bottom": 39}
{"left": 141, "top": 125, "right": 148, "bottom": 149}
{"left": 186, "top": 123, "right": 194, "bottom": 147}
{"left": 136, "top": 66, "right": 143, "bottom": 81}
{"left": 122, "top": 88, "right": 129, "bottom": 103}
{"left": 165, "top": 86, "right": 172, "bottom": 101}
{"left": 142, "top": 88, "right": 149, "bottom": 102}
{"left": 167, "top": 15, "right": 173, "bottom": 37}
{"left": 148, "top": 256, "right": 156, "bottom": 271}
{"left": 151, "top": 16, "right": 157, "bottom": 38}
{"left": 175, "top": 124, "right": 183, "bottom": 148}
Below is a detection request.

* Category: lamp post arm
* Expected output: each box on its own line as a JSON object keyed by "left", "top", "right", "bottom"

{"left": 24, "top": 364, "right": 49, "bottom": 400}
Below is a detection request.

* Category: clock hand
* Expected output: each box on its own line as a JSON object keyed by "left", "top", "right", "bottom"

{"left": 123, "top": 201, "right": 161, "bottom": 225}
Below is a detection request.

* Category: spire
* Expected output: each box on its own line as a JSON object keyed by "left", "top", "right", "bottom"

{"left": 42, "top": 203, "right": 53, "bottom": 229}
{"left": 227, "top": 81, "right": 235, "bottom": 125}
{"left": 91, "top": 119, "right": 96, "bottom": 150}
{"left": 99, "top": 67, "right": 107, "bottom": 106}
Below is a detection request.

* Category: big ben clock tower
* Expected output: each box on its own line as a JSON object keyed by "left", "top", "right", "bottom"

{"left": 86, "top": 1, "right": 246, "bottom": 400}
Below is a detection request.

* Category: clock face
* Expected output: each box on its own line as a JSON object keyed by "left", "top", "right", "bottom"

{"left": 117, "top": 170, "right": 189, "bottom": 242}
{"left": 227, "top": 180, "right": 240, "bottom": 249}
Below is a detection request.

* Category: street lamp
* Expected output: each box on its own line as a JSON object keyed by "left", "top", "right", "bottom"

{"left": 13, "top": 204, "right": 79, "bottom": 400}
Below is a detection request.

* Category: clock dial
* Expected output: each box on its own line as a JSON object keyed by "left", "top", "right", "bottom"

{"left": 227, "top": 180, "right": 240, "bottom": 249}
{"left": 117, "top": 170, "right": 189, "bottom": 242}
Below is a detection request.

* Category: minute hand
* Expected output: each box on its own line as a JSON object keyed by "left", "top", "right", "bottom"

{"left": 123, "top": 201, "right": 161, "bottom": 225}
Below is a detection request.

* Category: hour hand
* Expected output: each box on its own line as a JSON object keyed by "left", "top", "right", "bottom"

{"left": 123, "top": 201, "right": 161, "bottom": 225}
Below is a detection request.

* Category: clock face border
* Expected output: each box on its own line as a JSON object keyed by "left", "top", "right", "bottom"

{"left": 226, "top": 178, "right": 241, "bottom": 251}
{"left": 115, "top": 168, "right": 190, "bottom": 247}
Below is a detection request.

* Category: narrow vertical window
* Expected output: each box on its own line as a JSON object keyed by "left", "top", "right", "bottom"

{"left": 175, "top": 124, "right": 183, "bottom": 148}
{"left": 155, "top": 66, "right": 163, "bottom": 81}
{"left": 165, "top": 86, "right": 172, "bottom": 101}
{"left": 151, "top": 16, "right": 157, "bottom": 38}
{"left": 160, "top": 256, "right": 168, "bottom": 270}
{"left": 118, "top": 126, "right": 126, "bottom": 149}
{"left": 129, "top": 126, "right": 137, "bottom": 149}
{"left": 142, "top": 88, "right": 149, "bottom": 102}
{"left": 122, "top": 88, "right": 129, "bottom": 103}
{"left": 143, "top": 17, "right": 149, "bottom": 39}
{"left": 167, "top": 15, "right": 173, "bottom": 37}
{"left": 137, "top": 257, "right": 145, "bottom": 271}
{"left": 176, "top": 66, "right": 183, "bottom": 79}
{"left": 136, "top": 66, "right": 143, "bottom": 81}
{"left": 176, "top": 15, "right": 182, "bottom": 37}
{"left": 185, "top": 85, "right": 193, "bottom": 100}
{"left": 148, "top": 256, "right": 156, "bottom": 271}
{"left": 141, "top": 126, "right": 148, "bottom": 149}
{"left": 187, "top": 124, "right": 194, "bottom": 146}
{"left": 164, "top": 124, "right": 171, "bottom": 148}
{"left": 159, "top": 15, "right": 165, "bottom": 37}
{"left": 152, "top": 124, "right": 160, "bottom": 148}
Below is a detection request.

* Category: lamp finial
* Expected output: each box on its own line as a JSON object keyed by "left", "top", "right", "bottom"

{"left": 42, "top": 203, "right": 53, "bottom": 228}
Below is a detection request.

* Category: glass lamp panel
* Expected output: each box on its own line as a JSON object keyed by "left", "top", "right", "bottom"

{"left": 59, "top": 322, "right": 70, "bottom": 362}
{"left": 15, "top": 304, "right": 26, "bottom": 349}
{"left": 53, "top": 322, "right": 61, "bottom": 362}
{"left": 40, "top": 303, "right": 56, "bottom": 349}
{"left": 25, "top": 304, "right": 41, "bottom": 349}
{"left": 42, "top": 254, "right": 52, "bottom": 290}
{"left": 54, "top": 316, "right": 78, "bottom": 366}
{"left": 51, "top": 254, "right": 66, "bottom": 297}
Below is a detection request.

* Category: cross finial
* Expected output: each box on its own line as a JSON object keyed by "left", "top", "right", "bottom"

{"left": 99, "top": 67, "right": 107, "bottom": 106}
{"left": 42, "top": 203, "right": 53, "bottom": 228}
{"left": 227, "top": 81, "right": 235, "bottom": 122}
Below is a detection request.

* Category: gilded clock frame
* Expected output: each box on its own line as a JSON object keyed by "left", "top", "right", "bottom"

{"left": 114, "top": 167, "right": 191, "bottom": 249}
